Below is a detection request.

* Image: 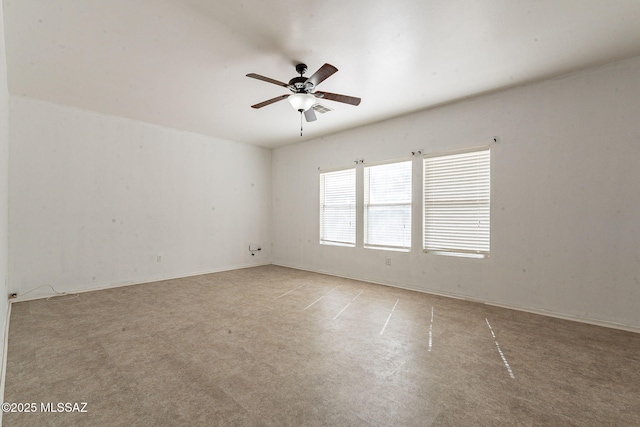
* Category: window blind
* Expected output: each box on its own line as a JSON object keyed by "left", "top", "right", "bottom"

{"left": 423, "top": 148, "right": 490, "bottom": 257}
{"left": 319, "top": 168, "right": 356, "bottom": 246}
{"left": 364, "top": 161, "right": 412, "bottom": 251}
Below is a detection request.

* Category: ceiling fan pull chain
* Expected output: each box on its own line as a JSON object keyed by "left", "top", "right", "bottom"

{"left": 300, "top": 110, "right": 303, "bottom": 136}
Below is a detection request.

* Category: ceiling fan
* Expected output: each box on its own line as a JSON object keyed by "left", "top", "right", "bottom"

{"left": 246, "top": 63, "right": 361, "bottom": 133}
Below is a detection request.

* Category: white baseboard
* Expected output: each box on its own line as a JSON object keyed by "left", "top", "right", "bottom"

{"left": 10, "top": 262, "right": 272, "bottom": 303}
{"left": 272, "top": 262, "right": 640, "bottom": 334}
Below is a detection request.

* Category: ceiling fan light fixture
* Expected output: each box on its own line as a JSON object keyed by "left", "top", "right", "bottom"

{"left": 288, "top": 93, "right": 316, "bottom": 112}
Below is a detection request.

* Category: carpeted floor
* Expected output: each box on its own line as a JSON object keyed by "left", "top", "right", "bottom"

{"left": 3, "top": 264, "right": 640, "bottom": 426}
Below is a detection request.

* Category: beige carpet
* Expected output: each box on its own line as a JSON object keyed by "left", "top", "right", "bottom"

{"left": 3, "top": 265, "right": 640, "bottom": 426}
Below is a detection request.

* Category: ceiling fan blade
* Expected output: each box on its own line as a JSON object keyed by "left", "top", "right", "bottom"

{"left": 251, "top": 94, "right": 289, "bottom": 109}
{"left": 314, "top": 91, "right": 361, "bottom": 106}
{"left": 304, "top": 108, "right": 317, "bottom": 122}
{"left": 305, "top": 63, "right": 338, "bottom": 88}
{"left": 246, "top": 73, "right": 289, "bottom": 88}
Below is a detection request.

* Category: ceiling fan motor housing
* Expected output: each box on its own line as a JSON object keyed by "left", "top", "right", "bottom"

{"left": 289, "top": 76, "right": 310, "bottom": 92}
{"left": 290, "top": 63, "right": 316, "bottom": 92}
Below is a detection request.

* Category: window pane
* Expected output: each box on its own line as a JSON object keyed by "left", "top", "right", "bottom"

{"left": 320, "top": 169, "right": 356, "bottom": 246}
{"left": 367, "top": 162, "right": 412, "bottom": 204}
{"left": 365, "top": 205, "right": 411, "bottom": 249}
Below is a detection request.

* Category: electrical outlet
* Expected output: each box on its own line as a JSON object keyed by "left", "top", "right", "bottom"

{"left": 156, "top": 255, "right": 162, "bottom": 262}
{"left": 385, "top": 257, "right": 391, "bottom": 266}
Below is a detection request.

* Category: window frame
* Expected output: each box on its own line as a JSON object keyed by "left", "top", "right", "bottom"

{"left": 319, "top": 167, "right": 357, "bottom": 247}
{"left": 422, "top": 146, "right": 491, "bottom": 259}
{"left": 363, "top": 159, "right": 413, "bottom": 252}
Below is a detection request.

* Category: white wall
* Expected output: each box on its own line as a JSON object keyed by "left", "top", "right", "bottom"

{"left": 272, "top": 56, "right": 640, "bottom": 330}
{"left": 9, "top": 97, "right": 271, "bottom": 297}
{"left": 0, "top": 0, "right": 10, "bottom": 388}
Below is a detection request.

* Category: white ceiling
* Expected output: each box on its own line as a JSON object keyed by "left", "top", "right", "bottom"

{"left": 4, "top": 0, "right": 640, "bottom": 148}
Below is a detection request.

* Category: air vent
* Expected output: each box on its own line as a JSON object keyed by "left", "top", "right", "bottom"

{"left": 313, "top": 104, "right": 333, "bottom": 114}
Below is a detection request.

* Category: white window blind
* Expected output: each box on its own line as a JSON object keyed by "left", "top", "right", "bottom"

{"left": 320, "top": 168, "right": 356, "bottom": 246}
{"left": 423, "top": 148, "right": 490, "bottom": 258}
{"left": 364, "top": 161, "right": 412, "bottom": 251}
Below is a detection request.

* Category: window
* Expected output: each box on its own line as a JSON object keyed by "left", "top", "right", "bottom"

{"left": 319, "top": 168, "right": 356, "bottom": 246}
{"left": 364, "top": 161, "right": 412, "bottom": 251}
{"left": 423, "top": 147, "right": 490, "bottom": 258}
